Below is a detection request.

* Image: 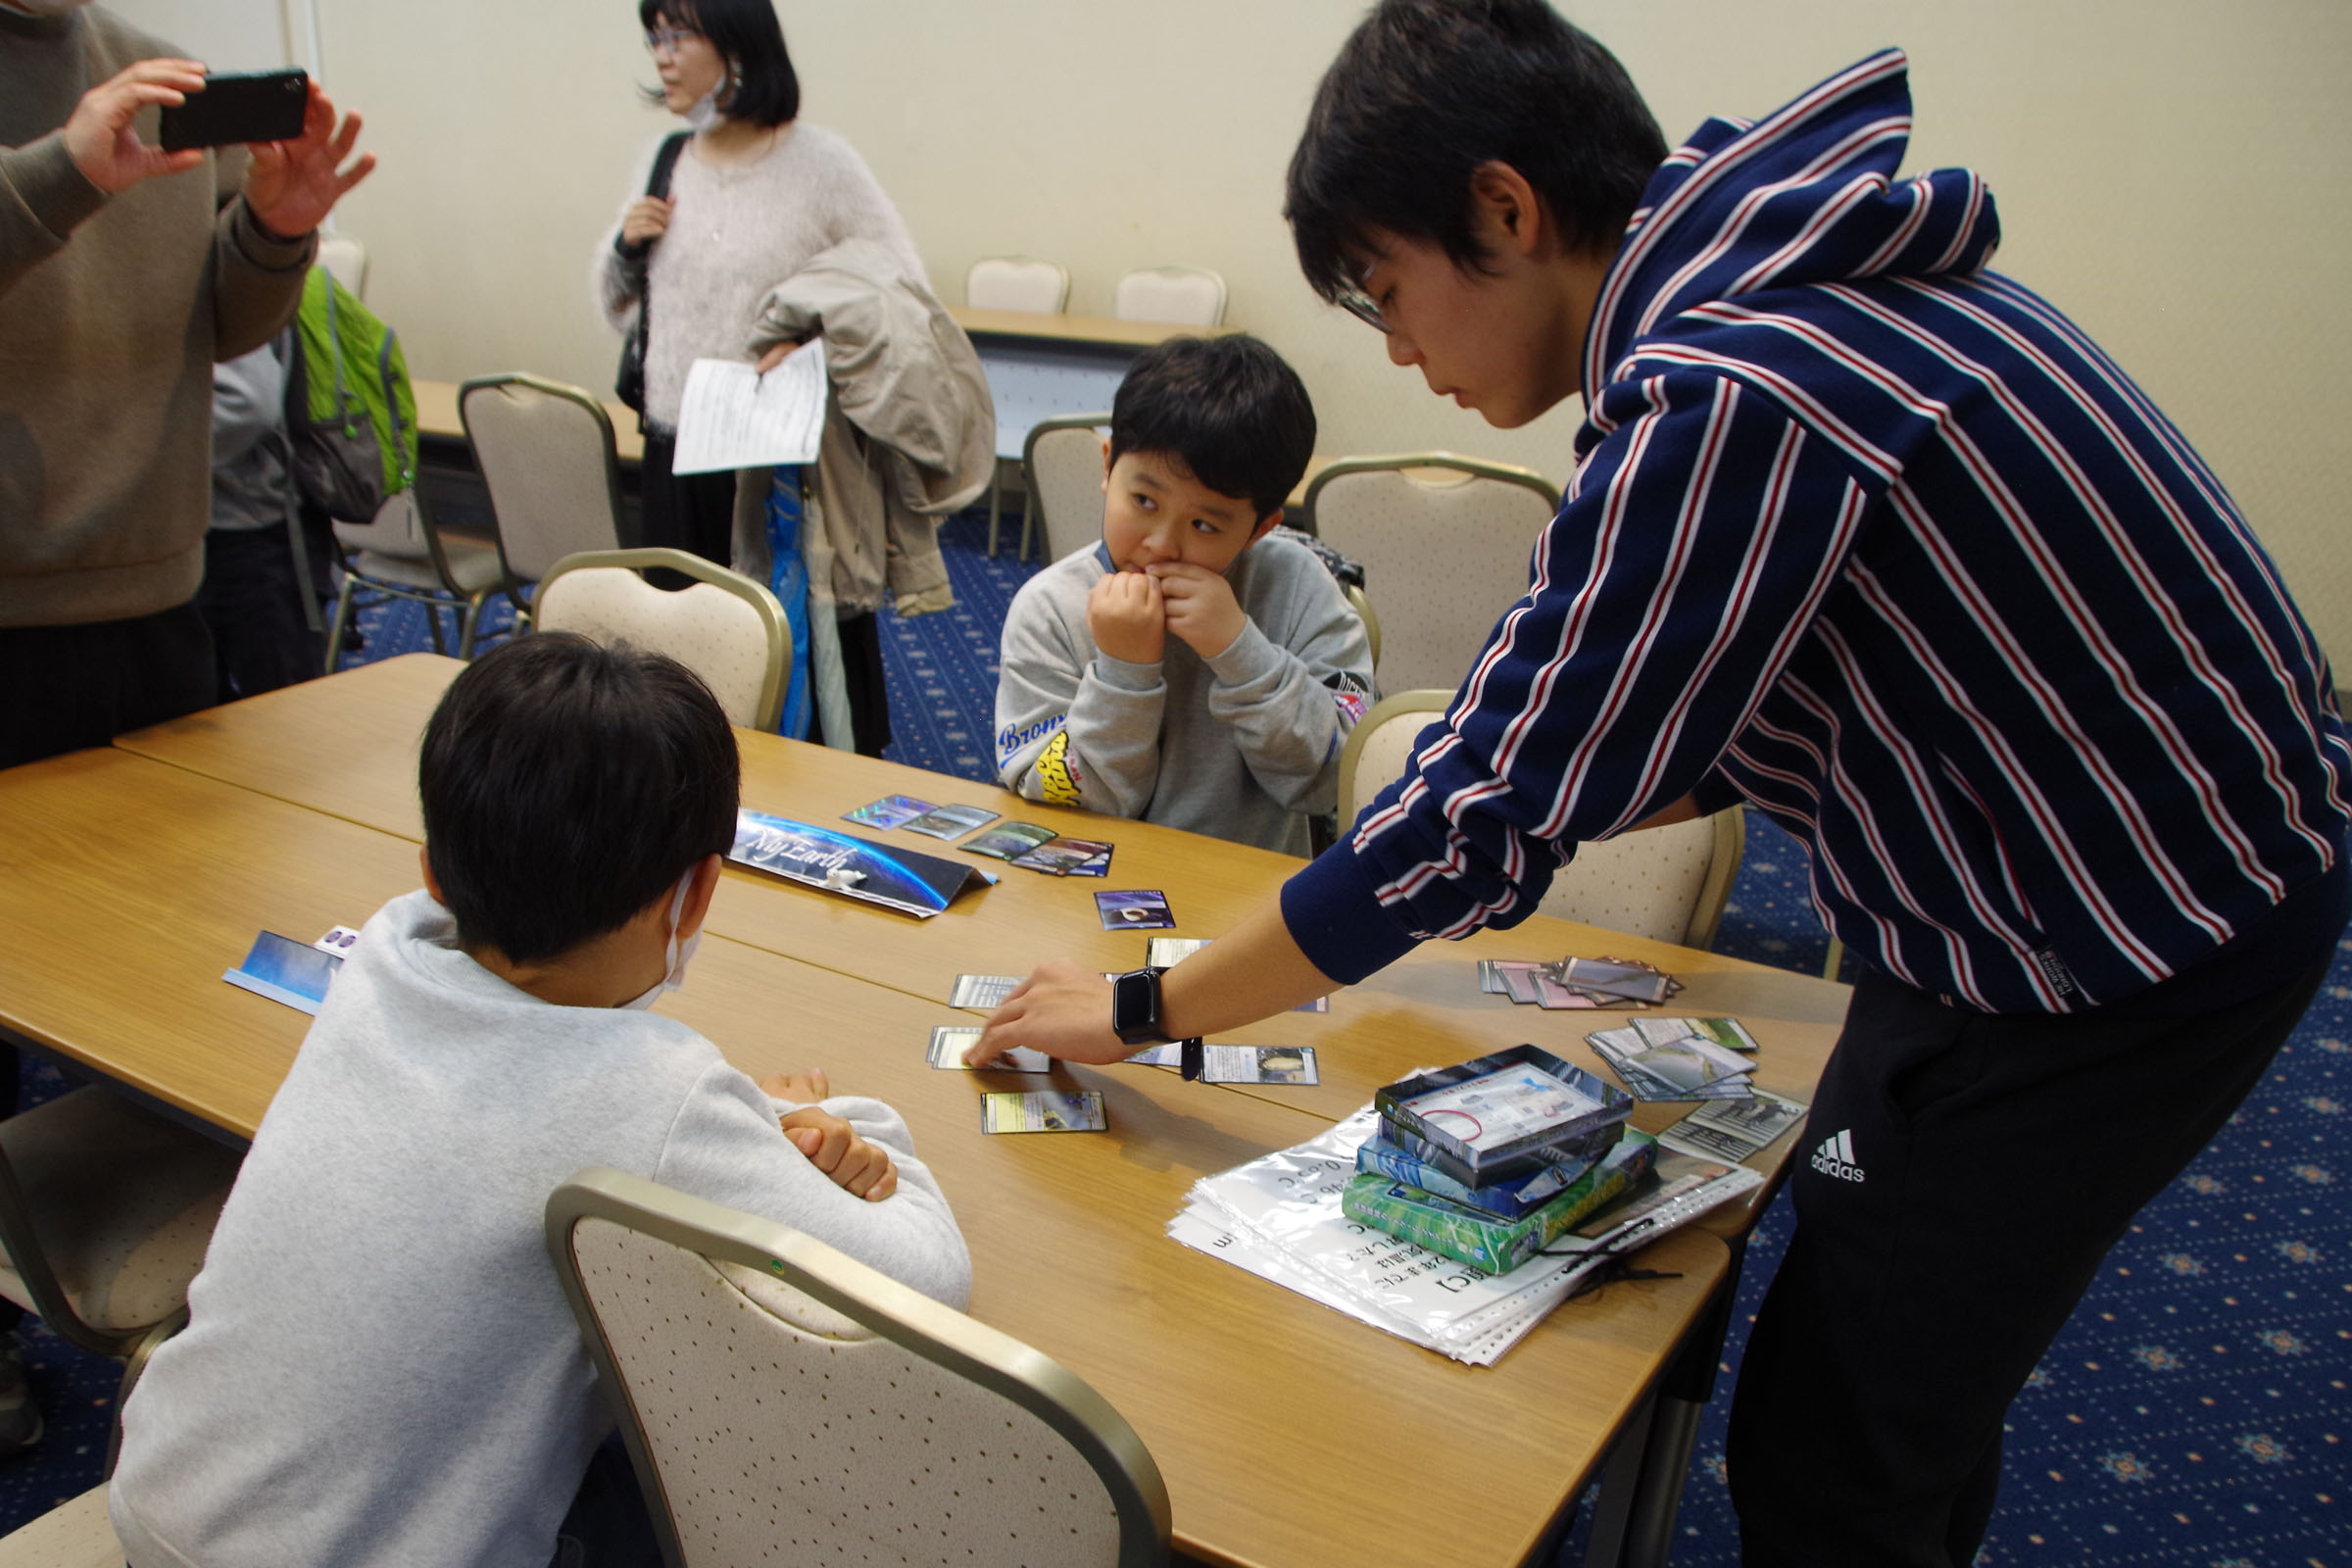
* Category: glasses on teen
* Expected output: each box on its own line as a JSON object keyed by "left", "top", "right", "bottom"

{"left": 643, "top": 24, "right": 702, "bottom": 54}
{"left": 1333, "top": 261, "right": 1392, "bottom": 334}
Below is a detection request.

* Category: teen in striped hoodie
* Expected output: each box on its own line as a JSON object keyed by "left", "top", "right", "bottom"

{"left": 978, "top": 4, "right": 2349, "bottom": 1560}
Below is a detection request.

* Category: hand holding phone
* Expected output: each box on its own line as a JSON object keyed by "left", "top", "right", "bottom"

{"left": 159, "top": 68, "right": 310, "bottom": 151}
{"left": 60, "top": 57, "right": 210, "bottom": 194}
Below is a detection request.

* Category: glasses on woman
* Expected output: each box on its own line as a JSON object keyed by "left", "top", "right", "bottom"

{"left": 643, "top": 24, "right": 702, "bottom": 54}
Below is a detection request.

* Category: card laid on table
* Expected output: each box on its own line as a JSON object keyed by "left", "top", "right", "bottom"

{"left": 902, "top": 804, "right": 1002, "bottom": 840}
{"left": 1096, "top": 889, "right": 1175, "bottom": 930}
{"left": 927, "top": 1025, "right": 1050, "bottom": 1073}
{"left": 1009, "top": 836, "right": 1114, "bottom": 876}
{"left": 842, "top": 794, "right": 934, "bottom": 829}
{"left": 1199, "top": 1045, "right": 1320, "bottom": 1085}
{"left": 948, "top": 973, "right": 1023, "bottom": 1010}
{"left": 981, "top": 1090, "right": 1106, "bottom": 1133}
{"left": 222, "top": 931, "right": 343, "bottom": 1015}
{"left": 961, "top": 822, "right": 1056, "bottom": 860}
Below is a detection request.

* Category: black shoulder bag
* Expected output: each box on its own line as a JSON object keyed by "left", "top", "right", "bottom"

{"left": 613, "top": 131, "right": 691, "bottom": 416}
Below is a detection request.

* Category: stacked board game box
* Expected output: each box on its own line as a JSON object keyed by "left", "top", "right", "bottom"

{"left": 1346, "top": 1046, "right": 1641, "bottom": 1274}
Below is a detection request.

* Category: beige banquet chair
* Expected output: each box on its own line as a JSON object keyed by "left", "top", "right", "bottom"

{"left": 963, "top": 255, "right": 1070, "bottom": 316}
{"left": 1020, "top": 412, "right": 1110, "bottom": 564}
{"left": 546, "top": 1169, "right": 1171, "bottom": 1568}
{"left": 325, "top": 487, "right": 511, "bottom": 670}
{"left": 1336, "top": 691, "right": 1744, "bottom": 950}
{"left": 0, "top": 1086, "right": 244, "bottom": 1470}
{"left": 315, "top": 234, "right": 368, "bottom": 299}
{"left": 0, "top": 1484, "right": 116, "bottom": 1565}
{"left": 1302, "top": 454, "right": 1560, "bottom": 696}
{"left": 1110, "top": 266, "right": 1226, "bottom": 327}
{"left": 533, "top": 549, "right": 790, "bottom": 731}
{"left": 458, "top": 374, "right": 629, "bottom": 606}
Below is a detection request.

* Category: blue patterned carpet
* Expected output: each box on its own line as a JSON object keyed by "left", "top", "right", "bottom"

{"left": 7, "top": 507, "right": 2341, "bottom": 1562}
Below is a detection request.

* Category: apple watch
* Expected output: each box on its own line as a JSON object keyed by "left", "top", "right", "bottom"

{"left": 1110, "top": 967, "right": 1205, "bottom": 1080}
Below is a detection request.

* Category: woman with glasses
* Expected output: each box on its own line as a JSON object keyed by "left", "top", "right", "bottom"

{"left": 596, "top": 0, "right": 923, "bottom": 751}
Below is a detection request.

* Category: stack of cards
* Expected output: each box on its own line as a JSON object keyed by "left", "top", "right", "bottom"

{"left": 1477, "top": 955, "right": 1683, "bottom": 1009}
{"left": 1658, "top": 1088, "right": 1809, "bottom": 1163}
{"left": 1588, "top": 1015, "right": 1759, "bottom": 1101}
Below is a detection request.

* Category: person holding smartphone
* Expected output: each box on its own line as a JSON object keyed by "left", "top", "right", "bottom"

{"left": 0, "top": 0, "right": 371, "bottom": 1454}
{"left": 594, "top": 0, "right": 924, "bottom": 754}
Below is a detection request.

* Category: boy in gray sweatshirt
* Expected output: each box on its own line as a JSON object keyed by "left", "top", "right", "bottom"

{"left": 110, "top": 634, "right": 969, "bottom": 1568}
{"left": 995, "top": 335, "right": 1373, "bottom": 856}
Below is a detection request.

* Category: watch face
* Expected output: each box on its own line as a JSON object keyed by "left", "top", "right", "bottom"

{"left": 1111, "top": 969, "right": 1159, "bottom": 1038}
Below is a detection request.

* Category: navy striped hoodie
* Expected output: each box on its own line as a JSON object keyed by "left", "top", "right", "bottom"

{"left": 1282, "top": 50, "right": 2350, "bottom": 1013}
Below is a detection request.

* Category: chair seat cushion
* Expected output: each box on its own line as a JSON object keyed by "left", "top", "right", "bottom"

{"left": 0, "top": 1088, "right": 241, "bottom": 1337}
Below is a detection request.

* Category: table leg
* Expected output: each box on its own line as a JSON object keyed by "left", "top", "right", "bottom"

{"left": 1578, "top": 1393, "right": 1656, "bottom": 1567}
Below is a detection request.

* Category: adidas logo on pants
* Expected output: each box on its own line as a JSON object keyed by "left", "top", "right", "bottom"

{"left": 1810, "top": 1128, "right": 1866, "bottom": 1183}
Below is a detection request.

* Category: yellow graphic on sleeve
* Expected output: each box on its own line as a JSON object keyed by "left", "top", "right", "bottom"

{"left": 1036, "top": 730, "right": 1082, "bottom": 805}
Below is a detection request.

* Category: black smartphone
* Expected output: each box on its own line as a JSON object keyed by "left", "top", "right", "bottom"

{"left": 158, "top": 68, "right": 309, "bottom": 152}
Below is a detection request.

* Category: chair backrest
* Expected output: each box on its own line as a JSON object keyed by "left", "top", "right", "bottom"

{"left": 965, "top": 256, "right": 1070, "bottom": 315}
{"left": 1303, "top": 455, "right": 1560, "bottom": 695}
{"left": 1022, "top": 414, "right": 1109, "bottom": 563}
{"left": 1336, "top": 691, "right": 1744, "bottom": 949}
{"left": 534, "top": 549, "right": 790, "bottom": 731}
{"left": 548, "top": 1170, "right": 1170, "bottom": 1568}
{"left": 1111, "top": 267, "right": 1226, "bottom": 326}
{"left": 458, "top": 373, "right": 627, "bottom": 584}
{"left": 316, "top": 234, "right": 368, "bottom": 299}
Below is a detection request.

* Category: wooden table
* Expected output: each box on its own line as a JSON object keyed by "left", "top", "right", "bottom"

{"left": 113, "top": 656, "right": 1850, "bottom": 1235}
{"left": 412, "top": 377, "right": 646, "bottom": 466}
{"left": 1, "top": 734, "right": 1737, "bottom": 1567}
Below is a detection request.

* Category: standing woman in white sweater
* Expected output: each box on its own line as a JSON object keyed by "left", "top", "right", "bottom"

{"left": 597, "top": 0, "right": 925, "bottom": 750}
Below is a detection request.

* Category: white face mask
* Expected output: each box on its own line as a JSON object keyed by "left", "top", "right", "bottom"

{"left": 619, "top": 871, "right": 702, "bottom": 1010}
{"left": 681, "top": 86, "right": 724, "bottom": 131}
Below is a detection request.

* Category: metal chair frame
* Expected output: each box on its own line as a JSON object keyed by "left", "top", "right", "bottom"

{"left": 547, "top": 1169, "right": 1171, "bottom": 1568}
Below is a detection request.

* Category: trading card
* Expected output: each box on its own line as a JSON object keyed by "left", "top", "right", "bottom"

{"left": 948, "top": 973, "right": 1022, "bottom": 1010}
{"left": 1498, "top": 964, "right": 1544, "bottom": 1005}
{"left": 960, "top": 822, "right": 1057, "bottom": 860}
{"left": 1095, "top": 889, "right": 1175, "bottom": 930}
{"left": 1632, "top": 1014, "right": 1761, "bottom": 1054}
{"left": 1590, "top": 1029, "right": 1752, "bottom": 1101}
{"left": 1533, "top": 975, "right": 1602, "bottom": 1009}
{"left": 1658, "top": 1089, "right": 1809, "bottom": 1163}
{"left": 1291, "top": 995, "right": 1330, "bottom": 1013}
{"left": 927, "top": 1025, "right": 1051, "bottom": 1073}
{"left": 1477, "top": 958, "right": 1507, "bottom": 994}
{"left": 1148, "top": 936, "right": 1213, "bottom": 967}
{"left": 1200, "top": 1046, "right": 1320, "bottom": 1085}
{"left": 1124, "top": 1043, "right": 1183, "bottom": 1066}
{"left": 980, "top": 1090, "right": 1106, "bottom": 1133}
{"left": 222, "top": 931, "right": 343, "bottom": 1015}
{"left": 842, "top": 794, "right": 936, "bottom": 829}
{"left": 1556, "top": 956, "right": 1676, "bottom": 1004}
{"left": 1008, "top": 836, "right": 1114, "bottom": 876}
{"left": 1064, "top": 852, "right": 1111, "bottom": 877}
{"left": 313, "top": 924, "right": 363, "bottom": 957}
{"left": 902, "top": 804, "right": 1003, "bottom": 840}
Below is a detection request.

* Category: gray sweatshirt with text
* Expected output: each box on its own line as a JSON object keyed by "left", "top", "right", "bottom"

{"left": 995, "top": 534, "right": 1373, "bottom": 856}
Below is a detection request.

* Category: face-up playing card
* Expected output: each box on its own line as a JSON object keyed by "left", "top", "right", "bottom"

{"left": 842, "top": 795, "right": 935, "bottom": 829}
{"left": 1009, "top": 837, "right": 1114, "bottom": 876}
{"left": 980, "top": 1090, "right": 1106, "bottom": 1133}
{"left": 948, "top": 974, "right": 1022, "bottom": 1010}
{"left": 901, "top": 804, "right": 1002, "bottom": 840}
{"left": 1198, "top": 1045, "right": 1320, "bottom": 1085}
{"left": 928, "top": 1025, "right": 1051, "bottom": 1073}
{"left": 960, "top": 822, "right": 1056, "bottom": 860}
{"left": 1095, "top": 889, "right": 1175, "bottom": 930}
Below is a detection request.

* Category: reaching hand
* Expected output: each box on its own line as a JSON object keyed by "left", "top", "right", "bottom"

{"left": 1147, "top": 562, "right": 1247, "bottom": 659}
{"left": 1087, "top": 569, "right": 1165, "bottom": 665}
{"left": 61, "top": 58, "right": 208, "bottom": 194}
{"left": 241, "top": 80, "right": 374, "bottom": 239}
{"left": 967, "top": 960, "right": 1132, "bottom": 1065}
{"left": 778, "top": 1107, "right": 900, "bottom": 1201}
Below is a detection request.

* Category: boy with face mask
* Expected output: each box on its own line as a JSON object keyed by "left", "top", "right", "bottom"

{"left": 109, "top": 634, "right": 969, "bottom": 1567}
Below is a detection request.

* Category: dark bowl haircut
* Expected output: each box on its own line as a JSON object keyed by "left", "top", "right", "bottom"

{"left": 1285, "top": 0, "right": 1668, "bottom": 304}
{"left": 1108, "top": 334, "right": 1317, "bottom": 522}
{"left": 638, "top": 0, "right": 801, "bottom": 126}
{"left": 419, "top": 633, "right": 740, "bottom": 966}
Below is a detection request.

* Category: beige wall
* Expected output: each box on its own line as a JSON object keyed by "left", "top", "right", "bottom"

{"left": 114, "top": 0, "right": 2352, "bottom": 667}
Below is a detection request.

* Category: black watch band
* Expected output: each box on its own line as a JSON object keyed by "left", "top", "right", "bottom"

{"left": 1111, "top": 967, "right": 1205, "bottom": 1077}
